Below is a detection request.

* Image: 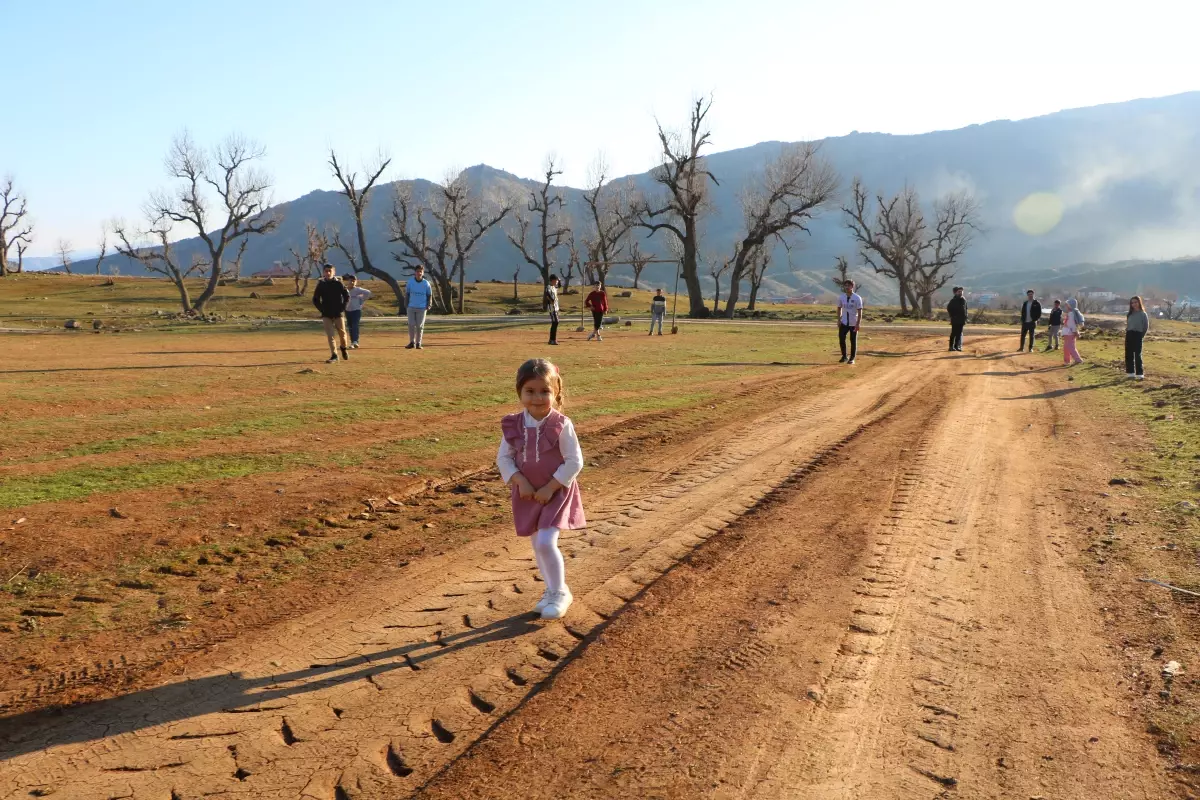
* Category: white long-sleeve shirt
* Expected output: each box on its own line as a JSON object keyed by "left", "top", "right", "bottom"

{"left": 347, "top": 286, "right": 373, "bottom": 312}
{"left": 496, "top": 411, "right": 584, "bottom": 487}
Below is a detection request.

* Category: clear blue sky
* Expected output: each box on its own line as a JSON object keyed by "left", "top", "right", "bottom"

{"left": 6, "top": 0, "right": 1198, "bottom": 256}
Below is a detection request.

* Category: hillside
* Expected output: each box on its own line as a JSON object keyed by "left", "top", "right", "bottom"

{"left": 57, "top": 92, "right": 1200, "bottom": 303}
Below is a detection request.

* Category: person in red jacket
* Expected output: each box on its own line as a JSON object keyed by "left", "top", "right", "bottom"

{"left": 584, "top": 281, "right": 608, "bottom": 342}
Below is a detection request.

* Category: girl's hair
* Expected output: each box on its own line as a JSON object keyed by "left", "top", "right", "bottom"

{"left": 1128, "top": 295, "right": 1144, "bottom": 315}
{"left": 515, "top": 358, "right": 564, "bottom": 410}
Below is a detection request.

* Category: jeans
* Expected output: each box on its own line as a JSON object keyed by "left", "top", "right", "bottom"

{"left": 1125, "top": 330, "right": 1144, "bottom": 376}
{"left": 345, "top": 309, "right": 362, "bottom": 344}
{"left": 548, "top": 310, "right": 559, "bottom": 343}
{"left": 1046, "top": 324, "right": 1061, "bottom": 350}
{"left": 839, "top": 323, "right": 858, "bottom": 361}
{"left": 591, "top": 310, "right": 604, "bottom": 332}
{"left": 1020, "top": 321, "right": 1036, "bottom": 351}
{"left": 949, "top": 322, "right": 964, "bottom": 350}
{"left": 322, "top": 315, "right": 348, "bottom": 354}
{"left": 1063, "top": 334, "right": 1082, "bottom": 364}
{"left": 407, "top": 307, "right": 427, "bottom": 346}
{"left": 650, "top": 312, "right": 664, "bottom": 334}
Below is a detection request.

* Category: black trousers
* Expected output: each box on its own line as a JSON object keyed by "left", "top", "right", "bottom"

{"left": 949, "top": 322, "right": 964, "bottom": 350}
{"left": 839, "top": 323, "right": 858, "bottom": 360}
{"left": 1020, "top": 322, "right": 1037, "bottom": 351}
{"left": 548, "top": 310, "right": 559, "bottom": 343}
{"left": 1125, "top": 330, "right": 1144, "bottom": 376}
{"left": 592, "top": 310, "right": 604, "bottom": 331}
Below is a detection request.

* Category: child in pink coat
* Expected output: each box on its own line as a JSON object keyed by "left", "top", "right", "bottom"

{"left": 496, "top": 359, "right": 586, "bottom": 620}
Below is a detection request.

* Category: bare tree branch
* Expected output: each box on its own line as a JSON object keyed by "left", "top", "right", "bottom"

{"left": 112, "top": 219, "right": 203, "bottom": 312}
{"left": 328, "top": 149, "right": 405, "bottom": 312}
{"left": 56, "top": 238, "right": 73, "bottom": 275}
{"left": 506, "top": 155, "right": 571, "bottom": 290}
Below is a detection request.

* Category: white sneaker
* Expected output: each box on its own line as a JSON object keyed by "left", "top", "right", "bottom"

{"left": 540, "top": 589, "right": 573, "bottom": 620}
{"left": 1136, "top": 375, "right": 1145, "bottom": 381}
{"left": 847, "top": 359, "right": 856, "bottom": 365}
{"left": 596, "top": 334, "right": 603, "bottom": 342}
{"left": 1126, "top": 373, "right": 1135, "bottom": 378}
{"left": 532, "top": 588, "right": 552, "bottom": 614}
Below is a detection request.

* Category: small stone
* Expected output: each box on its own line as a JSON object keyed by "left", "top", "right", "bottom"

{"left": 806, "top": 685, "right": 825, "bottom": 702}
{"left": 424, "top": 522, "right": 435, "bottom": 529}
{"left": 109, "top": 507, "right": 128, "bottom": 519}
{"left": 297, "top": 367, "right": 317, "bottom": 374}
{"left": 13, "top": 517, "right": 26, "bottom": 525}
{"left": 1163, "top": 660, "right": 1183, "bottom": 678}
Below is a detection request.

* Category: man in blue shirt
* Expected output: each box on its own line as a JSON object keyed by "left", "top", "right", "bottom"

{"left": 405, "top": 265, "right": 434, "bottom": 349}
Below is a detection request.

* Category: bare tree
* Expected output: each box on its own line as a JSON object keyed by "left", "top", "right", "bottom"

{"left": 112, "top": 220, "right": 204, "bottom": 312}
{"left": 220, "top": 238, "right": 248, "bottom": 282}
{"left": 832, "top": 255, "right": 851, "bottom": 290}
{"left": 703, "top": 249, "right": 732, "bottom": 314}
{"left": 747, "top": 247, "right": 773, "bottom": 311}
{"left": 507, "top": 155, "right": 570, "bottom": 291}
{"left": 328, "top": 150, "right": 405, "bottom": 312}
{"left": 843, "top": 181, "right": 978, "bottom": 317}
{"left": 722, "top": 143, "right": 838, "bottom": 317}
{"left": 582, "top": 154, "right": 635, "bottom": 289}
{"left": 628, "top": 240, "right": 651, "bottom": 289}
{"left": 92, "top": 225, "right": 109, "bottom": 275}
{"left": 146, "top": 132, "right": 279, "bottom": 313}
{"left": 909, "top": 193, "right": 980, "bottom": 316}
{"left": 0, "top": 176, "right": 33, "bottom": 278}
{"left": 389, "top": 170, "right": 514, "bottom": 313}
{"left": 561, "top": 229, "right": 581, "bottom": 293}
{"left": 632, "top": 98, "right": 719, "bottom": 317}
{"left": 287, "top": 223, "right": 328, "bottom": 296}
{"left": 56, "top": 238, "right": 73, "bottom": 274}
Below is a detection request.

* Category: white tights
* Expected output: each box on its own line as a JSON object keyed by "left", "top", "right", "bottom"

{"left": 530, "top": 527, "right": 566, "bottom": 594}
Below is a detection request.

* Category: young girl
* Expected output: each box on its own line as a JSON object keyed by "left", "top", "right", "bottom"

{"left": 496, "top": 359, "right": 586, "bottom": 620}
{"left": 1126, "top": 295, "right": 1149, "bottom": 380}
{"left": 1062, "top": 298, "right": 1085, "bottom": 365}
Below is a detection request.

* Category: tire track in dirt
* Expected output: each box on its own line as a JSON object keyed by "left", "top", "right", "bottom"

{"left": 405, "top": 343, "right": 1175, "bottom": 800}
{"left": 0, "top": 358, "right": 930, "bottom": 800}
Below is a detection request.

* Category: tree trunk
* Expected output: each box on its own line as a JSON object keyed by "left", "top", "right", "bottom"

{"left": 921, "top": 292, "right": 933, "bottom": 318}
{"left": 0, "top": 244, "right": 8, "bottom": 277}
{"left": 747, "top": 278, "right": 761, "bottom": 310}
{"left": 681, "top": 229, "right": 706, "bottom": 317}
{"left": 433, "top": 272, "right": 454, "bottom": 314}
{"left": 172, "top": 275, "right": 193, "bottom": 313}
{"left": 192, "top": 250, "right": 224, "bottom": 313}
{"left": 457, "top": 266, "right": 465, "bottom": 314}
{"left": 712, "top": 276, "right": 721, "bottom": 313}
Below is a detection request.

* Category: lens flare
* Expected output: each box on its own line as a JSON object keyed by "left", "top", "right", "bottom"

{"left": 1013, "top": 192, "right": 1064, "bottom": 236}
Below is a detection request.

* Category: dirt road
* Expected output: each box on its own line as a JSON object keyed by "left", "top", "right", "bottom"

{"left": 0, "top": 339, "right": 1175, "bottom": 799}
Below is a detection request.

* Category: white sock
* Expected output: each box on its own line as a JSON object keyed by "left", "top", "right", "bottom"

{"left": 531, "top": 527, "right": 566, "bottom": 593}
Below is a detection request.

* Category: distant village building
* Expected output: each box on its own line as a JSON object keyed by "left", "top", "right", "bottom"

{"left": 1077, "top": 286, "right": 1116, "bottom": 301}
{"left": 251, "top": 261, "right": 292, "bottom": 279}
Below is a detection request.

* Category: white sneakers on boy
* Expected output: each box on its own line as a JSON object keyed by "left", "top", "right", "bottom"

{"left": 533, "top": 588, "right": 552, "bottom": 614}
{"left": 540, "top": 589, "right": 573, "bottom": 620}
{"left": 1126, "top": 373, "right": 1136, "bottom": 378}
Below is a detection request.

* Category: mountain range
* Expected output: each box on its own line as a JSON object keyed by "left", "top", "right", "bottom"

{"left": 53, "top": 91, "right": 1200, "bottom": 303}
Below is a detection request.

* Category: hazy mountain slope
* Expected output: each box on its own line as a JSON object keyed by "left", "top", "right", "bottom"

{"left": 58, "top": 92, "right": 1200, "bottom": 304}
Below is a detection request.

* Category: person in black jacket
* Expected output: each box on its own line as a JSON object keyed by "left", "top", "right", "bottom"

{"left": 1044, "top": 300, "right": 1064, "bottom": 351}
{"left": 312, "top": 263, "right": 351, "bottom": 363}
{"left": 1018, "top": 289, "right": 1042, "bottom": 352}
{"left": 946, "top": 286, "right": 967, "bottom": 351}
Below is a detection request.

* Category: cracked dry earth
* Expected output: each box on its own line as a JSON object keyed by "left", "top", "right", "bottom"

{"left": 0, "top": 339, "right": 1176, "bottom": 799}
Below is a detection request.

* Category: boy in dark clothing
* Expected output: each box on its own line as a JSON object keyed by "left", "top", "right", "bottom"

{"left": 1045, "top": 300, "right": 1063, "bottom": 351}
{"left": 1018, "top": 289, "right": 1042, "bottom": 352}
{"left": 544, "top": 274, "right": 561, "bottom": 345}
{"left": 946, "top": 286, "right": 967, "bottom": 351}
{"left": 650, "top": 289, "right": 667, "bottom": 335}
{"left": 312, "top": 263, "right": 350, "bottom": 363}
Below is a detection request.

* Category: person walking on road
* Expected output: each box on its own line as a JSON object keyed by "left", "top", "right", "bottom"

{"left": 496, "top": 358, "right": 586, "bottom": 620}
{"left": 312, "top": 263, "right": 350, "bottom": 363}
{"left": 585, "top": 282, "right": 608, "bottom": 342}
{"left": 837, "top": 279, "right": 864, "bottom": 365}
{"left": 1125, "top": 295, "right": 1149, "bottom": 380}
{"left": 1044, "top": 300, "right": 1063, "bottom": 351}
{"left": 650, "top": 288, "right": 667, "bottom": 335}
{"left": 544, "top": 274, "right": 561, "bottom": 346}
{"left": 946, "top": 286, "right": 967, "bottom": 351}
{"left": 1019, "top": 289, "right": 1042, "bottom": 352}
{"left": 1062, "top": 298, "right": 1085, "bottom": 366}
{"left": 405, "top": 265, "right": 434, "bottom": 350}
{"left": 343, "top": 273, "right": 372, "bottom": 349}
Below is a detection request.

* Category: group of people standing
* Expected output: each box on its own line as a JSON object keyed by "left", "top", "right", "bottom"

{"left": 311, "top": 263, "right": 434, "bottom": 361}
{"left": 542, "top": 276, "right": 669, "bottom": 344}
{"left": 947, "top": 287, "right": 1150, "bottom": 379}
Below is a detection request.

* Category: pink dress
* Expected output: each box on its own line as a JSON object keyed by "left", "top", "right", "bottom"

{"left": 501, "top": 410, "right": 587, "bottom": 536}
